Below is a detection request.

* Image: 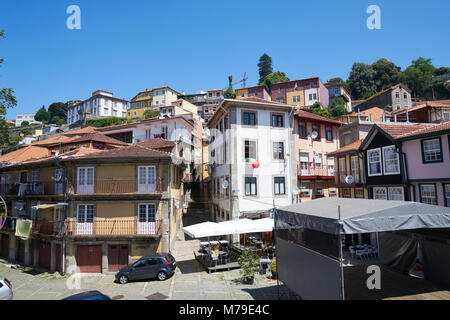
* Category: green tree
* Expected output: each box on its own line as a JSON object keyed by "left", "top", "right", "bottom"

{"left": 433, "top": 67, "right": 450, "bottom": 76}
{"left": 224, "top": 76, "right": 236, "bottom": 99}
{"left": 34, "top": 105, "right": 50, "bottom": 122}
{"left": 143, "top": 109, "right": 160, "bottom": 119}
{"left": 21, "top": 121, "right": 30, "bottom": 127}
{"left": 327, "top": 77, "right": 346, "bottom": 85}
{"left": 370, "top": 58, "right": 401, "bottom": 92}
{"left": 400, "top": 57, "right": 436, "bottom": 98}
{"left": 311, "top": 102, "right": 332, "bottom": 119}
{"left": 48, "top": 102, "right": 67, "bottom": 119}
{"left": 260, "top": 71, "right": 290, "bottom": 92}
{"left": 329, "top": 97, "right": 349, "bottom": 117}
{"left": 346, "top": 62, "right": 377, "bottom": 100}
{"left": 0, "top": 30, "right": 18, "bottom": 147}
{"left": 257, "top": 53, "right": 273, "bottom": 84}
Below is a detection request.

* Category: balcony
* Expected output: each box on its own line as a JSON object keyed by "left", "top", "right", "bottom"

{"left": 297, "top": 165, "right": 334, "bottom": 178}
{"left": 32, "top": 220, "right": 64, "bottom": 237}
{"left": 0, "top": 182, "right": 65, "bottom": 197}
{"left": 65, "top": 218, "right": 162, "bottom": 237}
{"left": 72, "top": 178, "right": 163, "bottom": 195}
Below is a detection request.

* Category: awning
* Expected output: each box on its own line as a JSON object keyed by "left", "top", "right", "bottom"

{"left": 182, "top": 218, "right": 274, "bottom": 238}
{"left": 276, "top": 197, "right": 450, "bottom": 235}
{"left": 32, "top": 203, "right": 66, "bottom": 210}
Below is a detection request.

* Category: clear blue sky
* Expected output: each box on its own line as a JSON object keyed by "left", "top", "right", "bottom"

{"left": 1, "top": 0, "right": 449, "bottom": 118}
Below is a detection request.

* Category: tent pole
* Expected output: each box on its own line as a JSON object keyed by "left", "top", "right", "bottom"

{"left": 338, "top": 205, "right": 345, "bottom": 300}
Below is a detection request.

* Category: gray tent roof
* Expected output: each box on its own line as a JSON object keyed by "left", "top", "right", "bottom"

{"left": 276, "top": 198, "right": 450, "bottom": 235}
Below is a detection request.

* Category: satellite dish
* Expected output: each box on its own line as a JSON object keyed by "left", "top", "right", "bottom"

{"left": 222, "top": 180, "right": 229, "bottom": 189}
{"left": 311, "top": 131, "right": 319, "bottom": 140}
{"left": 345, "top": 175, "right": 354, "bottom": 184}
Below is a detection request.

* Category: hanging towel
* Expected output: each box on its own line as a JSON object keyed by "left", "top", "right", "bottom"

{"left": 15, "top": 219, "right": 32, "bottom": 241}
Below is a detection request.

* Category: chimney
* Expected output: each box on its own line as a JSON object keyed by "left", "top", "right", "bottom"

{"left": 406, "top": 111, "right": 409, "bottom": 123}
{"left": 370, "top": 114, "right": 373, "bottom": 122}
{"left": 394, "top": 114, "right": 397, "bottom": 123}
{"left": 357, "top": 108, "right": 361, "bottom": 122}
{"left": 382, "top": 113, "right": 386, "bottom": 122}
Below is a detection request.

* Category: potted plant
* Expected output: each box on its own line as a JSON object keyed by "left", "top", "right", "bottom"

{"left": 237, "top": 249, "right": 259, "bottom": 284}
{"left": 270, "top": 259, "right": 277, "bottom": 279}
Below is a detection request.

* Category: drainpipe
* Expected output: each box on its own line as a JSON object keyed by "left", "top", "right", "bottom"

{"left": 167, "top": 162, "right": 172, "bottom": 254}
{"left": 55, "top": 157, "right": 67, "bottom": 275}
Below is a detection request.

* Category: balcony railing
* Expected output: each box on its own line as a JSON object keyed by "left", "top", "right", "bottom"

{"left": 65, "top": 218, "right": 162, "bottom": 237}
{"left": 73, "top": 178, "right": 163, "bottom": 195}
{"left": 297, "top": 165, "right": 334, "bottom": 177}
{"left": 0, "top": 182, "right": 65, "bottom": 197}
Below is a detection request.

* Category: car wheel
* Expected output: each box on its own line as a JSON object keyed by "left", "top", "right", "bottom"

{"left": 119, "top": 275, "right": 129, "bottom": 284}
{"left": 157, "top": 271, "right": 168, "bottom": 281}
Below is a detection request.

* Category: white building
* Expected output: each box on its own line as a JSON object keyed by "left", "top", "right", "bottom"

{"left": 67, "top": 90, "right": 129, "bottom": 126}
{"left": 207, "top": 98, "right": 297, "bottom": 222}
{"left": 15, "top": 113, "right": 41, "bottom": 127}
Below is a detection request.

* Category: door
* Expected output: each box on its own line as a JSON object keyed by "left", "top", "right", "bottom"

{"left": 77, "top": 245, "right": 102, "bottom": 273}
{"left": 76, "top": 205, "right": 94, "bottom": 235}
{"left": 53, "top": 207, "right": 63, "bottom": 234}
{"left": 54, "top": 169, "right": 63, "bottom": 195}
{"left": 17, "top": 239, "right": 25, "bottom": 263}
{"left": 55, "top": 244, "right": 62, "bottom": 273}
{"left": 77, "top": 167, "right": 94, "bottom": 194}
{"left": 138, "top": 166, "right": 156, "bottom": 193}
{"left": 300, "top": 152, "right": 309, "bottom": 176}
{"left": 39, "top": 241, "right": 51, "bottom": 270}
{"left": 1, "top": 234, "right": 9, "bottom": 258}
{"left": 108, "top": 245, "right": 129, "bottom": 272}
{"left": 137, "top": 204, "right": 156, "bottom": 235}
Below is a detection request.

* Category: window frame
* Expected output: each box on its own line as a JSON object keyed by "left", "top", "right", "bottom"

{"left": 367, "top": 148, "right": 383, "bottom": 177}
{"left": 373, "top": 187, "right": 387, "bottom": 200}
{"left": 421, "top": 137, "right": 443, "bottom": 164}
{"left": 419, "top": 184, "right": 437, "bottom": 205}
{"left": 271, "top": 113, "right": 284, "bottom": 128}
{"left": 242, "top": 110, "right": 258, "bottom": 126}
{"left": 244, "top": 176, "right": 258, "bottom": 197}
{"left": 273, "top": 176, "right": 286, "bottom": 196}
{"left": 382, "top": 145, "right": 400, "bottom": 175}
{"left": 298, "top": 122, "right": 307, "bottom": 138}
{"left": 273, "top": 141, "right": 285, "bottom": 160}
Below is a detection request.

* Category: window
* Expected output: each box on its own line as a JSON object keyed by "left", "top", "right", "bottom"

{"left": 274, "top": 177, "right": 286, "bottom": 195}
{"left": 244, "top": 140, "right": 257, "bottom": 160}
{"left": 243, "top": 112, "right": 257, "bottom": 125}
{"left": 388, "top": 187, "right": 404, "bottom": 201}
{"left": 404, "top": 93, "right": 407, "bottom": 99}
{"left": 342, "top": 188, "right": 351, "bottom": 198}
{"left": 420, "top": 184, "right": 437, "bottom": 205}
{"left": 314, "top": 153, "right": 322, "bottom": 169}
{"left": 383, "top": 145, "right": 400, "bottom": 175}
{"left": 138, "top": 204, "right": 156, "bottom": 222}
{"left": 300, "top": 152, "right": 309, "bottom": 176}
{"left": 77, "top": 204, "right": 94, "bottom": 223}
{"left": 245, "top": 177, "right": 257, "bottom": 196}
{"left": 350, "top": 156, "right": 360, "bottom": 183}
{"left": 329, "top": 187, "right": 337, "bottom": 195}
{"left": 273, "top": 142, "right": 284, "bottom": 160}
{"left": 355, "top": 188, "right": 365, "bottom": 198}
{"left": 422, "top": 138, "right": 442, "bottom": 163}
{"left": 326, "top": 127, "right": 333, "bottom": 141}
{"left": 315, "top": 181, "right": 324, "bottom": 195}
{"left": 367, "top": 148, "right": 382, "bottom": 176}
{"left": 396, "top": 92, "right": 400, "bottom": 98}
{"left": 338, "top": 158, "right": 346, "bottom": 184}
{"left": 444, "top": 184, "right": 450, "bottom": 207}
{"left": 271, "top": 114, "right": 284, "bottom": 127}
{"left": 300, "top": 181, "right": 310, "bottom": 197}
{"left": 327, "top": 157, "right": 334, "bottom": 176}
{"left": 373, "top": 187, "right": 387, "bottom": 200}
{"left": 299, "top": 122, "right": 307, "bottom": 138}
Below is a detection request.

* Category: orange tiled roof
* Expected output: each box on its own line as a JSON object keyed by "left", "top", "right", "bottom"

{"left": 295, "top": 109, "right": 343, "bottom": 125}
{"left": 31, "top": 135, "right": 79, "bottom": 147}
{"left": 138, "top": 138, "right": 175, "bottom": 150}
{"left": 238, "top": 97, "right": 285, "bottom": 105}
{"left": 0, "top": 145, "right": 50, "bottom": 164}
{"left": 377, "top": 123, "right": 431, "bottom": 138}
{"left": 68, "top": 132, "right": 129, "bottom": 146}
{"left": 391, "top": 100, "right": 450, "bottom": 114}
{"left": 61, "top": 144, "right": 171, "bottom": 160}
{"left": 62, "top": 126, "right": 98, "bottom": 135}
{"left": 327, "top": 139, "right": 363, "bottom": 156}
{"left": 397, "top": 122, "right": 450, "bottom": 139}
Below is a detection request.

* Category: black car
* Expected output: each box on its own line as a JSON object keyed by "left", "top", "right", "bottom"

{"left": 62, "top": 290, "right": 111, "bottom": 300}
{"left": 115, "top": 253, "right": 176, "bottom": 284}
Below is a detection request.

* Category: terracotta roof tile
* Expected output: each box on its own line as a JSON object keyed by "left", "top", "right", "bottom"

{"left": 397, "top": 122, "right": 450, "bottom": 139}
{"left": 62, "top": 126, "right": 98, "bottom": 135}
{"left": 391, "top": 100, "right": 450, "bottom": 114}
{"left": 327, "top": 139, "right": 363, "bottom": 156}
{"left": 377, "top": 123, "right": 431, "bottom": 138}
{"left": 295, "top": 109, "right": 343, "bottom": 125}
{"left": 0, "top": 145, "right": 50, "bottom": 164}
{"left": 68, "top": 132, "right": 129, "bottom": 146}
{"left": 32, "top": 135, "right": 80, "bottom": 146}
{"left": 137, "top": 138, "right": 175, "bottom": 150}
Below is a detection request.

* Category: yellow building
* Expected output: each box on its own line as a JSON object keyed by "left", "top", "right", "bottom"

{"left": 0, "top": 139, "right": 184, "bottom": 274}
{"left": 235, "top": 88, "right": 248, "bottom": 99}
{"left": 286, "top": 90, "right": 305, "bottom": 107}
{"left": 127, "top": 86, "right": 181, "bottom": 120}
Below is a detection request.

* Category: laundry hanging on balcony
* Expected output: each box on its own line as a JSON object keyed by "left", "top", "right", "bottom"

{"left": 15, "top": 219, "right": 32, "bottom": 241}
